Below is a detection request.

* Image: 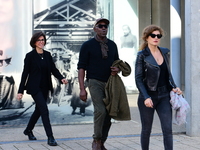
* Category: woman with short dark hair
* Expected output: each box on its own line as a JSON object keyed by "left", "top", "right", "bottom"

{"left": 30, "top": 32, "right": 47, "bottom": 48}
{"left": 17, "top": 31, "right": 68, "bottom": 146}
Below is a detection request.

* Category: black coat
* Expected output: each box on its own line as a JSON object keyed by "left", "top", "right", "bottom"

{"left": 18, "top": 49, "right": 64, "bottom": 95}
{"left": 135, "top": 46, "right": 177, "bottom": 100}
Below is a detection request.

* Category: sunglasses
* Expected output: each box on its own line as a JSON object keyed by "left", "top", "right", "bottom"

{"left": 96, "top": 24, "right": 108, "bottom": 29}
{"left": 149, "top": 33, "right": 162, "bottom": 39}
{"left": 36, "top": 39, "right": 45, "bottom": 42}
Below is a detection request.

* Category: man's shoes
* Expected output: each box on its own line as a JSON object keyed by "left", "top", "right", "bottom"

{"left": 101, "top": 142, "right": 107, "bottom": 150}
{"left": 92, "top": 140, "right": 102, "bottom": 150}
{"left": 23, "top": 130, "right": 37, "bottom": 140}
{"left": 47, "top": 136, "right": 58, "bottom": 146}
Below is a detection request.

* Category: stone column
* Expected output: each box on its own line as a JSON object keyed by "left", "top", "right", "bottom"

{"left": 170, "top": 0, "right": 181, "bottom": 87}
{"left": 138, "top": 0, "right": 152, "bottom": 40}
{"left": 185, "top": 0, "right": 200, "bottom": 136}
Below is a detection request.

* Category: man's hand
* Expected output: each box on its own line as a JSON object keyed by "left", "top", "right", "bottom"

{"left": 110, "top": 67, "right": 120, "bottom": 76}
{"left": 79, "top": 89, "right": 87, "bottom": 102}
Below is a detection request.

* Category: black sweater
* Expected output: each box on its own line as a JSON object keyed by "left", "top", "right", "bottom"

{"left": 78, "top": 38, "right": 119, "bottom": 82}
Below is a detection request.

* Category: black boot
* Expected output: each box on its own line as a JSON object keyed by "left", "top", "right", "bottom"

{"left": 23, "top": 129, "right": 37, "bottom": 140}
{"left": 47, "top": 136, "right": 57, "bottom": 146}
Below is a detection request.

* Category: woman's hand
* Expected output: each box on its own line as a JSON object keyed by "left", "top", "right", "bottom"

{"left": 61, "top": 78, "right": 68, "bottom": 84}
{"left": 172, "top": 87, "right": 182, "bottom": 95}
{"left": 144, "top": 98, "right": 154, "bottom": 108}
{"left": 17, "top": 93, "right": 23, "bottom": 100}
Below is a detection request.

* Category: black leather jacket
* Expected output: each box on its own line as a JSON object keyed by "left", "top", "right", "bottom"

{"left": 135, "top": 46, "right": 176, "bottom": 100}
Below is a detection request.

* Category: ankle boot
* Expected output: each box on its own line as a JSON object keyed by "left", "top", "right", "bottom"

{"left": 47, "top": 136, "right": 57, "bottom": 146}
{"left": 92, "top": 140, "right": 101, "bottom": 150}
{"left": 101, "top": 141, "right": 107, "bottom": 150}
{"left": 23, "top": 129, "right": 37, "bottom": 140}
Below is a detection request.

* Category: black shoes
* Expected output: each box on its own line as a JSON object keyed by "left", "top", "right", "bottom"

{"left": 81, "top": 113, "right": 85, "bottom": 117}
{"left": 23, "top": 130, "right": 37, "bottom": 140}
{"left": 24, "top": 130, "right": 57, "bottom": 146}
{"left": 48, "top": 136, "right": 58, "bottom": 146}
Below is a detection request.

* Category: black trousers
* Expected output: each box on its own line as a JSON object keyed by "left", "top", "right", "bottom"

{"left": 138, "top": 86, "right": 173, "bottom": 150}
{"left": 26, "top": 90, "right": 53, "bottom": 137}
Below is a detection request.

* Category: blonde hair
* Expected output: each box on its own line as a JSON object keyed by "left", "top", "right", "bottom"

{"left": 139, "top": 25, "right": 164, "bottom": 50}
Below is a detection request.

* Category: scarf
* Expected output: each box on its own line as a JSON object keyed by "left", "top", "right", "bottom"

{"left": 95, "top": 34, "right": 109, "bottom": 59}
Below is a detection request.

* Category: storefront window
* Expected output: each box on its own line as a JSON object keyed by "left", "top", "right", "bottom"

{"left": 0, "top": 0, "right": 138, "bottom": 127}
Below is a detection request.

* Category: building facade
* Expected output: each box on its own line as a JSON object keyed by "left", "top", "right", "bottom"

{"left": 0, "top": 0, "right": 199, "bottom": 137}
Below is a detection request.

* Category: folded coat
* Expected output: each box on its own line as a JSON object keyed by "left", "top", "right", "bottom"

{"left": 170, "top": 91, "right": 190, "bottom": 125}
{"left": 103, "top": 60, "right": 131, "bottom": 121}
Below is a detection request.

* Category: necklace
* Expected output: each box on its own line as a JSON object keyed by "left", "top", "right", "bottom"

{"left": 38, "top": 53, "right": 44, "bottom": 59}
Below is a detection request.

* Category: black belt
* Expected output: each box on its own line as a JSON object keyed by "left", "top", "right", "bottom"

{"left": 157, "top": 85, "right": 168, "bottom": 92}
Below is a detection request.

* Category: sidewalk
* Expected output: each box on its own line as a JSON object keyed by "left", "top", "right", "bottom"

{"left": 0, "top": 94, "right": 199, "bottom": 150}
{"left": 0, "top": 123, "right": 200, "bottom": 150}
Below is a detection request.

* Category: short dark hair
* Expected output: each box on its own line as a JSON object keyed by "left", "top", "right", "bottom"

{"left": 30, "top": 31, "right": 46, "bottom": 48}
